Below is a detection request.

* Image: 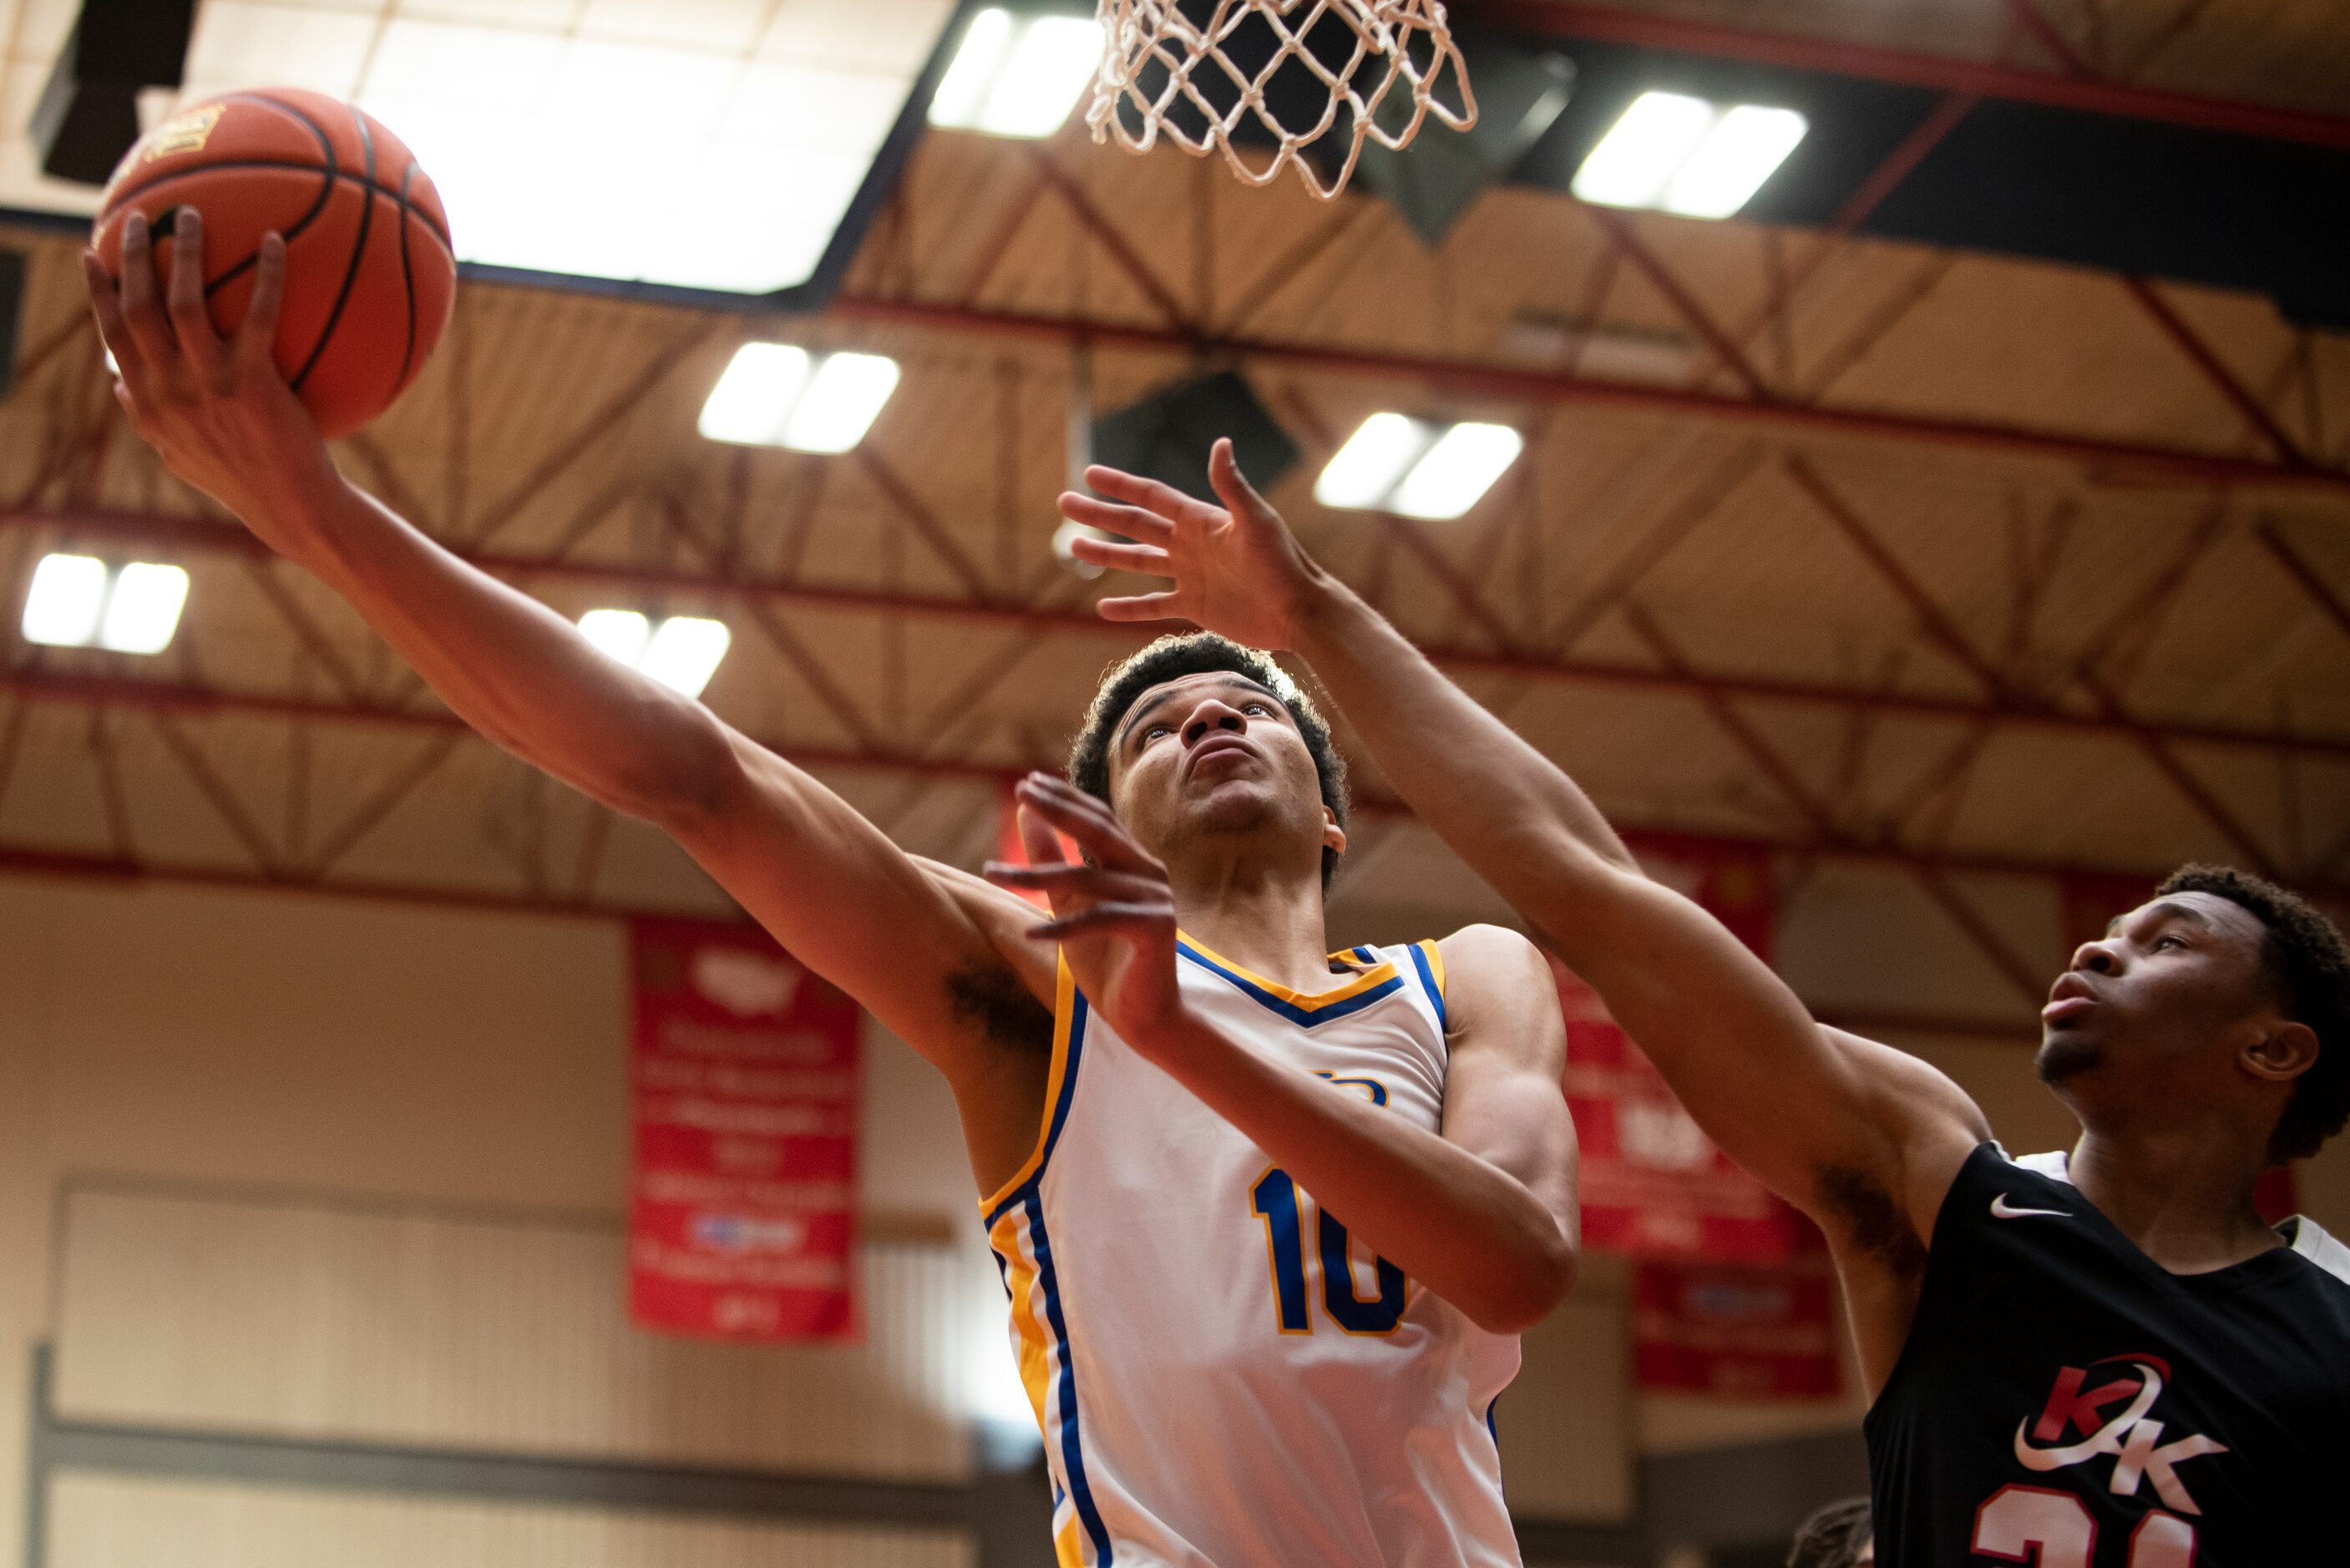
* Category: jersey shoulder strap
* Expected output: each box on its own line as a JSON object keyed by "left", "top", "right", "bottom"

{"left": 2282, "top": 1216, "right": 2350, "bottom": 1288}
{"left": 2009, "top": 1146, "right": 2073, "bottom": 1181}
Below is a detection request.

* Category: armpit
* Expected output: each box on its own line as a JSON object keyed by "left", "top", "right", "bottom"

{"left": 945, "top": 962, "right": 1054, "bottom": 1055}
{"left": 1816, "top": 1163, "right": 1929, "bottom": 1278}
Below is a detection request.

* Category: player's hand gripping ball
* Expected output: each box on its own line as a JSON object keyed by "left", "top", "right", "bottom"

{"left": 92, "top": 89, "right": 455, "bottom": 439}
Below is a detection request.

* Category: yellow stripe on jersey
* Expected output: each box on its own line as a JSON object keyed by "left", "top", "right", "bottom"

{"left": 979, "top": 954, "right": 1080, "bottom": 1218}
{"left": 1416, "top": 939, "right": 1446, "bottom": 1001}
{"left": 988, "top": 1208, "right": 1055, "bottom": 1434}
{"left": 1181, "top": 932, "right": 1398, "bottom": 1010}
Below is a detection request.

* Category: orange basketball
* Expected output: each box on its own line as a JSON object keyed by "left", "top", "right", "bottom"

{"left": 93, "top": 89, "right": 456, "bottom": 440}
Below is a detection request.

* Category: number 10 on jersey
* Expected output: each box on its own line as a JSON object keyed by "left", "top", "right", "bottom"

{"left": 1251, "top": 1167, "right": 1407, "bottom": 1335}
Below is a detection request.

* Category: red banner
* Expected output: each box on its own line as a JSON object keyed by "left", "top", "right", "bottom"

{"left": 1561, "top": 835, "right": 1811, "bottom": 1263}
{"left": 1633, "top": 1252, "right": 1843, "bottom": 1399}
{"left": 629, "top": 918, "right": 860, "bottom": 1341}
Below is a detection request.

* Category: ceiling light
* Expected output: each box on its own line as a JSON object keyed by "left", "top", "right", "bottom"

{"left": 698, "top": 345, "right": 900, "bottom": 453}
{"left": 638, "top": 618, "right": 732, "bottom": 699}
{"left": 1662, "top": 105, "right": 1809, "bottom": 219}
{"left": 97, "top": 562, "right": 191, "bottom": 654}
{"left": 577, "top": 610, "right": 731, "bottom": 700}
{"left": 23, "top": 554, "right": 190, "bottom": 654}
{"left": 781, "top": 352, "right": 903, "bottom": 453}
{"left": 1573, "top": 91, "right": 1806, "bottom": 219}
{"left": 22, "top": 554, "right": 109, "bottom": 648}
{"left": 699, "top": 344, "right": 815, "bottom": 446}
{"left": 1389, "top": 423, "right": 1525, "bottom": 520}
{"left": 930, "top": 8, "right": 1103, "bottom": 139}
{"left": 929, "top": 8, "right": 1015, "bottom": 129}
{"left": 1572, "top": 92, "right": 1714, "bottom": 210}
{"left": 1314, "top": 413, "right": 1436, "bottom": 510}
{"left": 578, "top": 608, "right": 652, "bottom": 666}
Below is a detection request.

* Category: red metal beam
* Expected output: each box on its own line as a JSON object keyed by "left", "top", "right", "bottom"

{"left": 1476, "top": 2, "right": 2350, "bottom": 151}
{"left": 2122, "top": 279, "right": 2310, "bottom": 465}
{"left": 3, "top": 665, "right": 2339, "bottom": 898}
{"left": 2000, "top": 0, "right": 2095, "bottom": 78}
{"left": 1030, "top": 150, "right": 1197, "bottom": 335}
{"left": 1590, "top": 208, "right": 1771, "bottom": 398}
{"left": 824, "top": 294, "right": 2350, "bottom": 497}
{"left": 2256, "top": 521, "right": 2350, "bottom": 648}
{"left": 11, "top": 506, "right": 2349, "bottom": 764}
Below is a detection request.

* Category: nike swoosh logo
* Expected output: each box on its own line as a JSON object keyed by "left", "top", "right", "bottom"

{"left": 1991, "top": 1194, "right": 2071, "bottom": 1221}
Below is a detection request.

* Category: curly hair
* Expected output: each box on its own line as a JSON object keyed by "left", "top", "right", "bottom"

{"left": 2157, "top": 864, "right": 2350, "bottom": 1164}
{"left": 1066, "top": 633, "right": 1349, "bottom": 888}
{"left": 1787, "top": 1496, "right": 1872, "bottom": 1568}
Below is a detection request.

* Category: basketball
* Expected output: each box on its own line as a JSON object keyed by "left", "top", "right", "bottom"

{"left": 91, "top": 89, "right": 455, "bottom": 440}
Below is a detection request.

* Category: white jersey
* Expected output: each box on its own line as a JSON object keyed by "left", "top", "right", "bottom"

{"left": 980, "top": 934, "right": 1522, "bottom": 1568}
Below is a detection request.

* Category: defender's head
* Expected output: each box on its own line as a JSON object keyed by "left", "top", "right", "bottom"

{"left": 2038, "top": 865, "right": 2349, "bottom": 1166}
{"left": 1067, "top": 633, "right": 1348, "bottom": 888}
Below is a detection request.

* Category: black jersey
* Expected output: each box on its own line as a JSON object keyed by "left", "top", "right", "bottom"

{"left": 1864, "top": 1143, "right": 2350, "bottom": 1567}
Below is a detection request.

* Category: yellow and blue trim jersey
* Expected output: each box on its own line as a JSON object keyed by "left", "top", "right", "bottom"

{"left": 980, "top": 936, "right": 1522, "bottom": 1568}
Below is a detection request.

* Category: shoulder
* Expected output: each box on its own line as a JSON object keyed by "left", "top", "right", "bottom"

{"left": 1436, "top": 924, "right": 1563, "bottom": 1064}
{"left": 1436, "top": 922, "right": 1548, "bottom": 979}
{"left": 1821, "top": 1026, "right": 1993, "bottom": 1146}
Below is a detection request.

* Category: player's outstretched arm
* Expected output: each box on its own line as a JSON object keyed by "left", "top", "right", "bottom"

{"left": 1059, "top": 443, "right": 1988, "bottom": 1356}
{"left": 85, "top": 214, "right": 1053, "bottom": 1075}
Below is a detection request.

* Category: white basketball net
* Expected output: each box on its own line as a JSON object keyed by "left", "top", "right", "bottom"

{"left": 1088, "top": 0, "right": 1478, "bottom": 200}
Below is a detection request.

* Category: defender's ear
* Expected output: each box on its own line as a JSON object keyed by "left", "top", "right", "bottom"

{"left": 2243, "top": 1019, "right": 2320, "bottom": 1085}
{"left": 1321, "top": 807, "right": 1347, "bottom": 857}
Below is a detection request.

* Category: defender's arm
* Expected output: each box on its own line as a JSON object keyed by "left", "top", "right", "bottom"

{"left": 86, "top": 218, "right": 1056, "bottom": 1080}
{"left": 1059, "top": 445, "right": 1988, "bottom": 1267}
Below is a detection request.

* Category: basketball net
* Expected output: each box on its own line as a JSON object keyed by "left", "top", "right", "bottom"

{"left": 1088, "top": 0, "right": 1478, "bottom": 200}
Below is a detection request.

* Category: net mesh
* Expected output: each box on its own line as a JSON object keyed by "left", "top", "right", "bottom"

{"left": 1088, "top": 0, "right": 1477, "bottom": 200}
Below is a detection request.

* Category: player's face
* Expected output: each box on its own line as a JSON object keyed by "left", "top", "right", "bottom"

{"left": 2036, "top": 892, "right": 2277, "bottom": 1093}
{"left": 1102, "top": 671, "right": 1339, "bottom": 878}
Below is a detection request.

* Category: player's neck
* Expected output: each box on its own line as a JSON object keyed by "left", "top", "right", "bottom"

{"left": 2067, "top": 1124, "right": 2283, "bottom": 1273}
{"left": 1167, "top": 854, "right": 1340, "bottom": 994}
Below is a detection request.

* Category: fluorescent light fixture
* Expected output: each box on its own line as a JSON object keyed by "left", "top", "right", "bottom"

{"left": 578, "top": 608, "right": 652, "bottom": 666}
{"left": 929, "top": 8, "right": 1015, "bottom": 129}
{"left": 782, "top": 352, "right": 903, "bottom": 453}
{"left": 1662, "top": 105, "right": 1809, "bottom": 219}
{"left": 579, "top": 611, "right": 730, "bottom": 699}
{"left": 23, "top": 554, "right": 109, "bottom": 648}
{"left": 699, "top": 345, "right": 900, "bottom": 453}
{"left": 1573, "top": 92, "right": 1804, "bottom": 219}
{"left": 1314, "top": 413, "right": 1436, "bottom": 509}
{"left": 930, "top": 8, "right": 1103, "bottom": 138}
{"left": 23, "top": 554, "right": 190, "bottom": 654}
{"left": 1573, "top": 92, "right": 1714, "bottom": 210}
{"left": 97, "top": 562, "right": 190, "bottom": 654}
{"left": 1390, "top": 423, "right": 1525, "bottom": 520}
{"left": 700, "top": 344, "right": 815, "bottom": 446}
{"left": 638, "top": 617, "right": 732, "bottom": 699}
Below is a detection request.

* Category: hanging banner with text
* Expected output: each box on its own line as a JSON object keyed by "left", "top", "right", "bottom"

{"left": 1633, "top": 1250, "right": 1843, "bottom": 1399}
{"left": 1560, "top": 834, "right": 1811, "bottom": 1264}
{"left": 629, "top": 918, "right": 860, "bottom": 1341}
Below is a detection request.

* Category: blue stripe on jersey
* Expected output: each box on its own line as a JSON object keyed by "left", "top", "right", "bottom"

{"left": 1176, "top": 941, "right": 1405, "bottom": 1028}
{"left": 1409, "top": 943, "right": 1446, "bottom": 1034}
{"left": 1027, "top": 1188, "right": 1113, "bottom": 1565}
{"left": 984, "top": 988, "right": 1092, "bottom": 1229}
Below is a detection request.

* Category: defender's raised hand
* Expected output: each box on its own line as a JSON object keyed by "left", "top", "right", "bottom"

{"left": 1060, "top": 437, "right": 1334, "bottom": 652}
{"left": 84, "top": 210, "right": 339, "bottom": 538}
{"left": 984, "top": 772, "right": 1185, "bottom": 1055}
